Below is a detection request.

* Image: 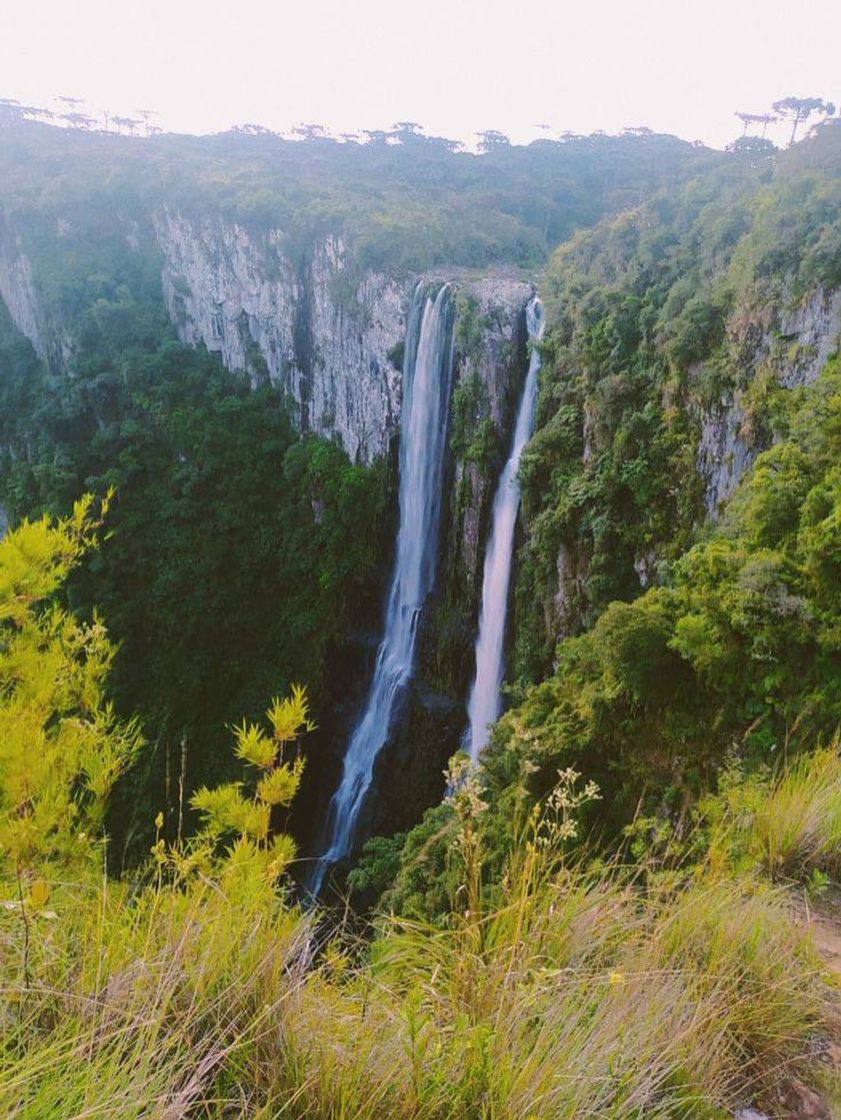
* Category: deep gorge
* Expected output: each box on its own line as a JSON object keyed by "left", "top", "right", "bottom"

{"left": 1, "top": 111, "right": 841, "bottom": 896}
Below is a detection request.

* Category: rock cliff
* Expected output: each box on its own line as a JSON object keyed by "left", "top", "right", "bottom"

{"left": 0, "top": 206, "right": 535, "bottom": 469}
{"left": 698, "top": 285, "right": 841, "bottom": 514}
{"left": 0, "top": 221, "right": 70, "bottom": 371}
{"left": 156, "top": 213, "right": 408, "bottom": 463}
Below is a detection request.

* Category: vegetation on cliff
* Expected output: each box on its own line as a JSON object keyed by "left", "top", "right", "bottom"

{"left": 0, "top": 260, "right": 391, "bottom": 865}
{"left": 516, "top": 119, "right": 841, "bottom": 675}
{"left": 375, "top": 122, "right": 841, "bottom": 927}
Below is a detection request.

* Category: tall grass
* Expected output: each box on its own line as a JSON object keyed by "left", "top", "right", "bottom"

{"left": 2, "top": 755, "right": 840, "bottom": 1117}
{"left": 1, "top": 870, "right": 317, "bottom": 1117}
{"left": 706, "top": 746, "right": 841, "bottom": 881}
{"left": 3, "top": 837, "right": 836, "bottom": 1118}
{"left": 275, "top": 861, "right": 834, "bottom": 1119}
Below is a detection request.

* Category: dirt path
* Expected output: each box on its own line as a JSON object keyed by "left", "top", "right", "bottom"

{"left": 807, "top": 901, "right": 841, "bottom": 983}
{"left": 782, "top": 889, "right": 841, "bottom": 1119}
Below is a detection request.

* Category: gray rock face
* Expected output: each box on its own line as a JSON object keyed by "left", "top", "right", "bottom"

{"left": 0, "top": 206, "right": 534, "bottom": 469}
{"left": 697, "top": 393, "right": 755, "bottom": 516}
{"left": 156, "top": 213, "right": 534, "bottom": 465}
{"left": 156, "top": 213, "right": 407, "bottom": 463}
{"left": 698, "top": 286, "right": 841, "bottom": 514}
{"left": 0, "top": 229, "right": 69, "bottom": 370}
{"left": 455, "top": 460, "right": 485, "bottom": 592}
{"left": 777, "top": 287, "right": 841, "bottom": 388}
{"left": 553, "top": 542, "right": 588, "bottom": 641}
{"left": 456, "top": 274, "right": 533, "bottom": 429}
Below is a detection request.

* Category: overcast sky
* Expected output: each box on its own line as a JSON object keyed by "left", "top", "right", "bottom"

{"left": 2, "top": 0, "right": 838, "bottom": 149}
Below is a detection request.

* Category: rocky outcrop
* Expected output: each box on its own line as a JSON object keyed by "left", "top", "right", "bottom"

{"left": 552, "top": 542, "right": 589, "bottom": 640}
{"left": 698, "top": 286, "right": 841, "bottom": 514}
{"left": 776, "top": 287, "right": 841, "bottom": 388}
{"left": 0, "top": 222, "right": 69, "bottom": 371}
{"left": 0, "top": 204, "right": 535, "bottom": 468}
{"left": 155, "top": 212, "right": 407, "bottom": 463}
{"left": 156, "top": 213, "right": 536, "bottom": 466}
{"left": 697, "top": 394, "right": 755, "bottom": 516}
{"left": 455, "top": 275, "right": 534, "bottom": 430}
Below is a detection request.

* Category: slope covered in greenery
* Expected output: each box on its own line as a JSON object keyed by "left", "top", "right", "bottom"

{"left": 516, "top": 120, "right": 841, "bottom": 673}
{"left": 0, "top": 262, "right": 390, "bottom": 866}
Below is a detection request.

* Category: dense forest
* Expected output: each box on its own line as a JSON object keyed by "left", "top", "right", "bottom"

{"left": 0, "top": 109, "right": 706, "bottom": 271}
{"left": 3, "top": 104, "right": 841, "bottom": 1117}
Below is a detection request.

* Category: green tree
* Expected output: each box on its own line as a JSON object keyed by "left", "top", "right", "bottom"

{"left": 772, "top": 96, "right": 836, "bottom": 145}
{"left": 0, "top": 496, "right": 142, "bottom": 880}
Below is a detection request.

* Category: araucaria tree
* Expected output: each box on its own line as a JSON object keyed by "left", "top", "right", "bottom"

{"left": 772, "top": 96, "right": 836, "bottom": 145}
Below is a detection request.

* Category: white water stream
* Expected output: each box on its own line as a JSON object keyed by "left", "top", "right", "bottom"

{"left": 466, "top": 297, "right": 543, "bottom": 763}
{"left": 309, "top": 284, "right": 455, "bottom": 894}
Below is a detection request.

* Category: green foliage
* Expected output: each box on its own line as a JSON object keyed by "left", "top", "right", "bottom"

{"left": 367, "top": 804, "right": 460, "bottom": 924}
{"left": 449, "top": 370, "right": 497, "bottom": 470}
{"left": 453, "top": 292, "right": 487, "bottom": 365}
{"left": 0, "top": 499, "right": 142, "bottom": 877}
{"left": 701, "top": 746, "right": 841, "bottom": 882}
{"left": 0, "top": 116, "right": 712, "bottom": 279}
{"left": 449, "top": 294, "right": 514, "bottom": 473}
{"left": 179, "top": 685, "right": 314, "bottom": 885}
{"left": 480, "top": 353, "right": 841, "bottom": 865}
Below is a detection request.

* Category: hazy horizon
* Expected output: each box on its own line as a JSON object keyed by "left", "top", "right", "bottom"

{"left": 2, "top": 0, "right": 839, "bottom": 152}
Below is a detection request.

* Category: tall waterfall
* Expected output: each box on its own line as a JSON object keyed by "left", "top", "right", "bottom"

{"left": 309, "top": 284, "right": 455, "bottom": 895}
{"left": 466, "top": 297, "right": 543, "bottom": 764}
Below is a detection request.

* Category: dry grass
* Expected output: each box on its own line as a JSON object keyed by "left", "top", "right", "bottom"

{"left": 275, "top": 862, "right": 835, "bottom": 1120}
{"left": 2, "top": 774, "right": 840, "bottom": 1117}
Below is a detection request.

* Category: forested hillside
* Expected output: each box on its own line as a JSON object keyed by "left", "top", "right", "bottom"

{"left": 0, "top": 112, "right": 705, "bottom": 272}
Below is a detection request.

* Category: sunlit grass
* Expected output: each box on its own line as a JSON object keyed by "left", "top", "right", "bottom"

{"left": 706, "top": 746, "right": 841, "bottom": 882}
{"left": 3, "top": 829, "right": 837, "bottom": 1118}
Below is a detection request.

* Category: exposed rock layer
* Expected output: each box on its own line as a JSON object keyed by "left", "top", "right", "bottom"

{"left": 698, "top": 286, "right": 841, "bottom": 514}
{"left": 156, "top": 214, "right": 408, "bottom": 463}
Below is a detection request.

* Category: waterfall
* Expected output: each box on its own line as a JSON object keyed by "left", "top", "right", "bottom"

{"left": 309, "top": 283, "right": 455, "bottom": 895}
{"left": 466, "top": 297, "right": 543, "bottom": 764}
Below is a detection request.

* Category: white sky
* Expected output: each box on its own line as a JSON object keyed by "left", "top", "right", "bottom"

{"left": 2, "top": 0, "right": 838, "bottom": 149}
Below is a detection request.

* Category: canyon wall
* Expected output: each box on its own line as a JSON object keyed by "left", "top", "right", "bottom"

{"left": 698, "top": 285, "right": 841, "bottom": 514}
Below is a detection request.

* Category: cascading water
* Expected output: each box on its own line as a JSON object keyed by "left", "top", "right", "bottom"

{"left": 309, "top": 283, "right": 455, "bottom": 895}
{"left": 466, "top": 297, "right": 543, "bottom": 764}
